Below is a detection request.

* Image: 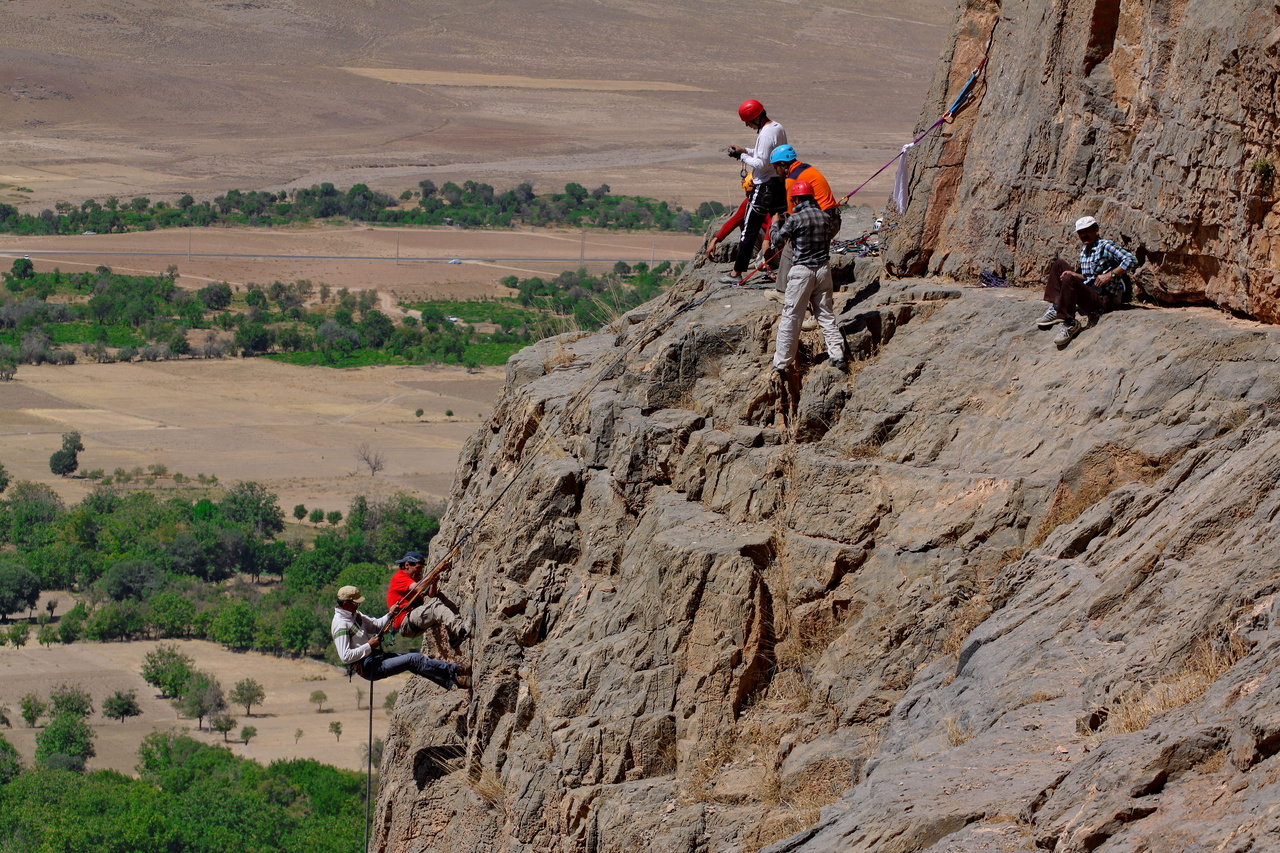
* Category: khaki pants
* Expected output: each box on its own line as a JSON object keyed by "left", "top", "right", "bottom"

{"left": 773, "top": 262, "right": 844, "bottom": 369}
{"left": 400, "top": 597, "right": 466, "bottom": 639}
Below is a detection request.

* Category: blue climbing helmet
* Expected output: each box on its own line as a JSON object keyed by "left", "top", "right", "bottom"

{"left": 769, "top": 144, "right": 798, "bottom": 164}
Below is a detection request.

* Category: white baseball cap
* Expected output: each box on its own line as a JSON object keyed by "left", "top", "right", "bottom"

{"left": 1074, "top": 216, "right": 1099, "bottom": 232}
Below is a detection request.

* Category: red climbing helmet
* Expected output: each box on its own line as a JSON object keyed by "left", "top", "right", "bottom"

{"left": 790, "top": 180, "right": 814, "bottom": 197}
{"left": 738, "top": 99, "right": 765, "bottom": 122}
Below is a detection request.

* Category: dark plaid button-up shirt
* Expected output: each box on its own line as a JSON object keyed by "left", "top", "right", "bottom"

{"left": 771, "top": 198, "right": 835, "bottom": 269}
{"left": 1080, "top": 238, "right": 1138, "bottom": 296}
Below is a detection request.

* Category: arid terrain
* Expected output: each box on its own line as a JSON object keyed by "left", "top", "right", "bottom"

{"left": 2, "top": 0, "right": 953, "bottom": 211}
{"left": 0, "top": 358, "right": 505, "bottom": 510}
{"left": 0, "top": 624, "right": 409, "bottom": 774}
{"left": 0, "top": 225, "right": 703, "bottom": 299}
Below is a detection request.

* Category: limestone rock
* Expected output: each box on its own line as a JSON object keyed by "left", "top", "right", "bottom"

{"left": 375, "top": 254, "right": 1280, "bottom": 852}
{"left": 886, "top": 0, "right": 1280, "bottom": 322}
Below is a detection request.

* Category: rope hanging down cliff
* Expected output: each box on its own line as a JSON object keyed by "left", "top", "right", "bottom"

{"left": 375, "top": 277, "right": 776, "bottom": 645}
{"left": 836, "top": 21, "right": 998, "bottom": 207}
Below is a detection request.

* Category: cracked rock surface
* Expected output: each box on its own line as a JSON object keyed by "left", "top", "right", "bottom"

{"left": 373, "top": 255, "right": 1280, "bottom": 852}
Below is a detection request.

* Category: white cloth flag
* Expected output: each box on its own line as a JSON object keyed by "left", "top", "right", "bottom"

{"left": 891, "top": 143, "right": 915, "bottom": 213}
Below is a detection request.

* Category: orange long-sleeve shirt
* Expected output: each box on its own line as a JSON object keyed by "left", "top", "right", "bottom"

{"left": 784, "top": 162, "right": 838, "bottom": 213}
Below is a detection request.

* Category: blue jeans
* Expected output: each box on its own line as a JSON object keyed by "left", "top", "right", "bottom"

{"left": 357, "top": 652, "right": 457, "bottom": 689}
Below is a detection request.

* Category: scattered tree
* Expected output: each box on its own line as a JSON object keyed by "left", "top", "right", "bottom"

{"left": 229, "top": 678, "right": 266, "bottom": 716}
{"left": 326, "top": 510, "right": 343, "bottom": 527}
{"left": 329, "top": 720, "right": 342, "bottom": 742}
{"left": 211, "top": 714, "right": 237, "bottom": 742}
{"left": 49, "top": 430, "right": 85, "bottom": 477}
{"left": 175, "top": 669, "right": 225, "bottom": 730}
{"left": 355, "top": 443, "right": 386, "bottom": 476}
{"left": 36, "top": 624, "right": 57, "bottom": 647}
{"left": 355, "top": 686, "right": 365, "bottom": 710}
{"left": 0, "top": 559, "right": 40, "bottom": 620}
{"left": 49, "top": 683, "right": 94, "bottom": 719}
{"left": 102, "top": 689, "right": 142, "bottom": 723}
{"left": 241, "top": 725, "right": 258, "bottom": 745}
{"left": 414, "top": 409, "right": 424, "bottom": 419}
{"left": 309, "top": 507, "right": 325, "bottom": 526}
{"left": 294, "top": 727, "right": 304, "bottom": 744}
{"left": 0, "top": 461, "right": 9, "bottom": 493}
{"left": 293, "top": 503, "right": 308, "bottom": 523}
{"left": 310, "top": 690, "right": 327, "bottom": 713}
{"left": 35, "top": 712, "right": 95, "bottom": 771}
{"left": 19, "top": 694, "right": 46, "bottom": 728}
{"left": 141, "top": 643, "right": 195, "bottom": 698}
{"left": 383, "top": 690, "right": 398, "bottom": 714}
{"left": 7, "top": 623, "right": 29, "bottom": 647}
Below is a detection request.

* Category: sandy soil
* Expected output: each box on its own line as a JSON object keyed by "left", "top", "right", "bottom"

{"left": 1, "top": 0, "right": 954, "bottom": 211}
{"left": 0, "top": 359, "right": 505, "bottom": 510}
{"left": 0, "top": 630, "right": 420, "bottom": 774}
{"left": 0, "top": 224, "right": 702, "bottom": 297}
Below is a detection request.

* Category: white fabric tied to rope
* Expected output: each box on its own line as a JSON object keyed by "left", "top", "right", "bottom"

{"left": 891, "top": 142, "right": 914, "bottom": 213}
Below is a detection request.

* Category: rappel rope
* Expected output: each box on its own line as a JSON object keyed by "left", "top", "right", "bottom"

{"left": 836, "top": 21, "right": 998, "bottom": 207}
{"left": 363, "top": 30, "right": 998, "bottom": 846}
{"left": 362, "top": 274, "right": 776, "bottom": 847}
{"left": 364, "top": 679, "right": 375, "bottom": 853}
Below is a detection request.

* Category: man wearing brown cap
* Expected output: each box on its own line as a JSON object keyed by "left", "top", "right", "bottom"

{"left": 331, "top": 585, "right": 469, "bottom": 687}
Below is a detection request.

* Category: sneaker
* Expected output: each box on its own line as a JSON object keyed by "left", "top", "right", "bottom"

{"left": 1053, "top": 320, "right": 1079, "bottom": 348}
{"left": 720, "top": 273, "right": 743, "bottom": 284}
{"left": 1037, "top": 305, "right": 1062, "bottom": 329}
{"left": 830, "top": 358, "right": 846, "bottom": 372}
{"left": 449, "top": 623, "right": 470, "bottom": 650}
{"left": 801, "top": 317, "right": 819, "bottom": 332}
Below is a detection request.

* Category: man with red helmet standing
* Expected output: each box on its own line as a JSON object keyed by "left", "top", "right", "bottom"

{"left": 770, "top": 181, "right": 845, "bottom": 376}
{"left": 724, "top": 99, "right": 787, "bottom": 283}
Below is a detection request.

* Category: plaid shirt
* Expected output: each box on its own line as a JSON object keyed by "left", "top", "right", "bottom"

{"left": 1079, "top": 238, "right": 1138, "bottom": 296}
{"left": 771, "top": 198, "right": 835, "bottom": 269}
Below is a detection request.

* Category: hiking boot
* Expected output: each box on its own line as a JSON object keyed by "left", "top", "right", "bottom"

{"left": 454, "top": 662, "right": 471, "bottom": 677}
{"left": 454, "top": 674, "right": 471, "bottom": 689}
{"left": 1053, "top": 320, "right": 1079, "bottom": 348}
{"left": 801, "top": 317, "right": 819, "bottom": 332}
{"left": 1037, "top": 305, "right": 1062, "bottom": 329}
{"left": 448, "top": 623, "right": 471, "bottom": 650}
{"left": 830, "top": 357, "right": 847, "bottom": 372}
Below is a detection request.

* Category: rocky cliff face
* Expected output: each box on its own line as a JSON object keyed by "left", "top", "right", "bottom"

{"left": 372, "top": 248, "right": 1280, "bottom": 851}
{"left": 886, "top": 0, "right": 1280, "bottom": 322}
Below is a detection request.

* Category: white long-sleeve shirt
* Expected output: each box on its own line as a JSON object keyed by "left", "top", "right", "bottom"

{"left": 739, "top": 120, "right": 787, "bottom": 184}
{"left": 331, "top": 607, "right": 390, "bottom": 665}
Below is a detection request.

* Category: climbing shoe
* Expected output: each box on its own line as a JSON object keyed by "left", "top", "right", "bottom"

{"left": 1053, "top": 320, "right": 1079, "bottom": 348}
{"left": 1037, "top": 305, "right": 1062, "bottom": 329}
{"left": 449, "top": 623, "right": 471, "bottom": 650}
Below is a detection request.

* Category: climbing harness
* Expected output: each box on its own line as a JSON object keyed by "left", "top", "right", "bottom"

{"left": 835, "top": 21, "right": 999, "bottom": 207}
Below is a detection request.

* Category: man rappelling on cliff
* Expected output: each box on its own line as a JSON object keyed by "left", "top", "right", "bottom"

{"left": 330, "top": 585, "right": 470, "bottom": 688}
{"left": 386, "top": 550, "right": 471, "bottom": 648}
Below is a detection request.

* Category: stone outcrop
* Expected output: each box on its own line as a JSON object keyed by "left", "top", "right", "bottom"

{"left": 372, "top": 246, "right": 1280, "bottom": 851}
{"left": 886, "top": 0, "right": 1280, "bottom": 322}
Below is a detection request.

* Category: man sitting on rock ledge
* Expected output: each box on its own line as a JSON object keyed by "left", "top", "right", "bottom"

{"left": 1038, "top": 215, "right": 1139, "bottom": 348}
{"left": 331, "top": 585, "right": 469, "bottom": 689}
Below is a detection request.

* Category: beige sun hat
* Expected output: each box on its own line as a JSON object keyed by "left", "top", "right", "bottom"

{"left": 1074, "top": 215, "right": 1099, "bottom": 232}
{"left": 337, "top": 585, "right": 365, "bottom": 604}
